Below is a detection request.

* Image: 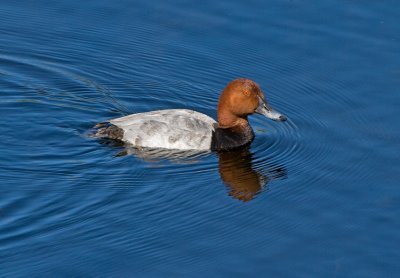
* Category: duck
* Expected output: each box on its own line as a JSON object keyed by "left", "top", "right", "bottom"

{"left": 93, "top": 78, "right": 287, "bottom": 151}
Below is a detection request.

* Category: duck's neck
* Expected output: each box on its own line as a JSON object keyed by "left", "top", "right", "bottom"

{"left": 218, "top": 110, "right": 249, "bottom": 129}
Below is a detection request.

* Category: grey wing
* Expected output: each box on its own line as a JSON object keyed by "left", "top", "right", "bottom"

{"left": 110, "top": 109, "right": 216, "bottom": 150}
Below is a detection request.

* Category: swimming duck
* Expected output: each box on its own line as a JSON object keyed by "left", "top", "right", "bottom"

{"left": 93, "top": 78, "right": 287, "bottom": 151}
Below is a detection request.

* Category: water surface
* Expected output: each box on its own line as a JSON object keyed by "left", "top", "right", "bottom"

{"left": 1, "top": 0, "right": 399, "bottom": 277}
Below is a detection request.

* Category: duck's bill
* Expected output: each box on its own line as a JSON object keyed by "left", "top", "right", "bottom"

{"left": 256, "top": 97, "right": 287, "bottom": 122}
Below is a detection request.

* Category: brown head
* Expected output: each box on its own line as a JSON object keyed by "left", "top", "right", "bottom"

{"left": 217, "top": 78, "right": 287, "bottom": 128}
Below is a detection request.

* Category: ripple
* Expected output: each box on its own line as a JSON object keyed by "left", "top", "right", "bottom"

{"left": 1, "top": 0, "right": 398, "bottom": 275}
{"left": 0, "top": 52, "right": 147, "bottom": 252}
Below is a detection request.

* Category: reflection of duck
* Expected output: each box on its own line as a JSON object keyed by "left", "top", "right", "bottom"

{"left": 107, "top": 144, "right": 286, "bottom": 202}
{"left": 218, "top": 146, "right": 287, "bottom": 202}
{"left": 93, "top": 79, "right": 286, "bottom": 151}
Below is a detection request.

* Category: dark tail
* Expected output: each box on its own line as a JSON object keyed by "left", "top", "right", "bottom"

{"left": 89, "top": 122, "right": 124, "bottom": 140}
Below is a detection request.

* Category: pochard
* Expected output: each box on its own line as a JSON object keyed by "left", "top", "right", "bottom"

{"left": 93, "top": 78, "right": 287, "bottom": 151}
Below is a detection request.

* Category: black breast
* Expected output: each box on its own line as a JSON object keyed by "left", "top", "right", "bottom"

{"left": 211, "top": 125, "right": 255, "bottom": 151}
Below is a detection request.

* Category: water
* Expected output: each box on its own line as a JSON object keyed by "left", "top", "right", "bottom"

{"left": 1, "top": 0, "right": 399, "bottom": 277}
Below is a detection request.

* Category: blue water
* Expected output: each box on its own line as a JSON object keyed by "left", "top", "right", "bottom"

{"left": 1, "top": 1, "right": 399, "bottom": 277}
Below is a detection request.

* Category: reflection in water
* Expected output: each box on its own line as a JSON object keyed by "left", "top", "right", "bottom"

{"left": 98, "top": 139, "right": 286, "bottom": 202}
{"left": 218, "top": 146, "right": 287, "bottom": 202}
{"left": 114, "top": 145, "right": 210, "bottom": 163}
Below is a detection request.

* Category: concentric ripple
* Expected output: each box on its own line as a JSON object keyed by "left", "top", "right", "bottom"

{"left": 2, "top": 0, "right": 397, "bottom": 275}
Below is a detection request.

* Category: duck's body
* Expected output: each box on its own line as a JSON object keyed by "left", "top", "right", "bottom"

{"left": 93, "top": 79, "right": 287, "bottom": 151}
{"left": 99, "top": 109, "right": 216, "bottom": 150}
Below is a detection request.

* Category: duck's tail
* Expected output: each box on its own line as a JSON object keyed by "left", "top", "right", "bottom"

{"left": 89, "top": 122, "right": 124, "bottom": 140}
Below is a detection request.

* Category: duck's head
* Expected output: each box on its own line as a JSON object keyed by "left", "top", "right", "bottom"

{"left": 217, "top": 78, "right": 287, "bottom": 128}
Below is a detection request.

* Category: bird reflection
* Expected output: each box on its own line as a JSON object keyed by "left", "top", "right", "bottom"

{"left": 217, "top": 146, "right": 286, "bottom": 202}
{"left": 97, "top": 139, "right": 286, "bottom": 202}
